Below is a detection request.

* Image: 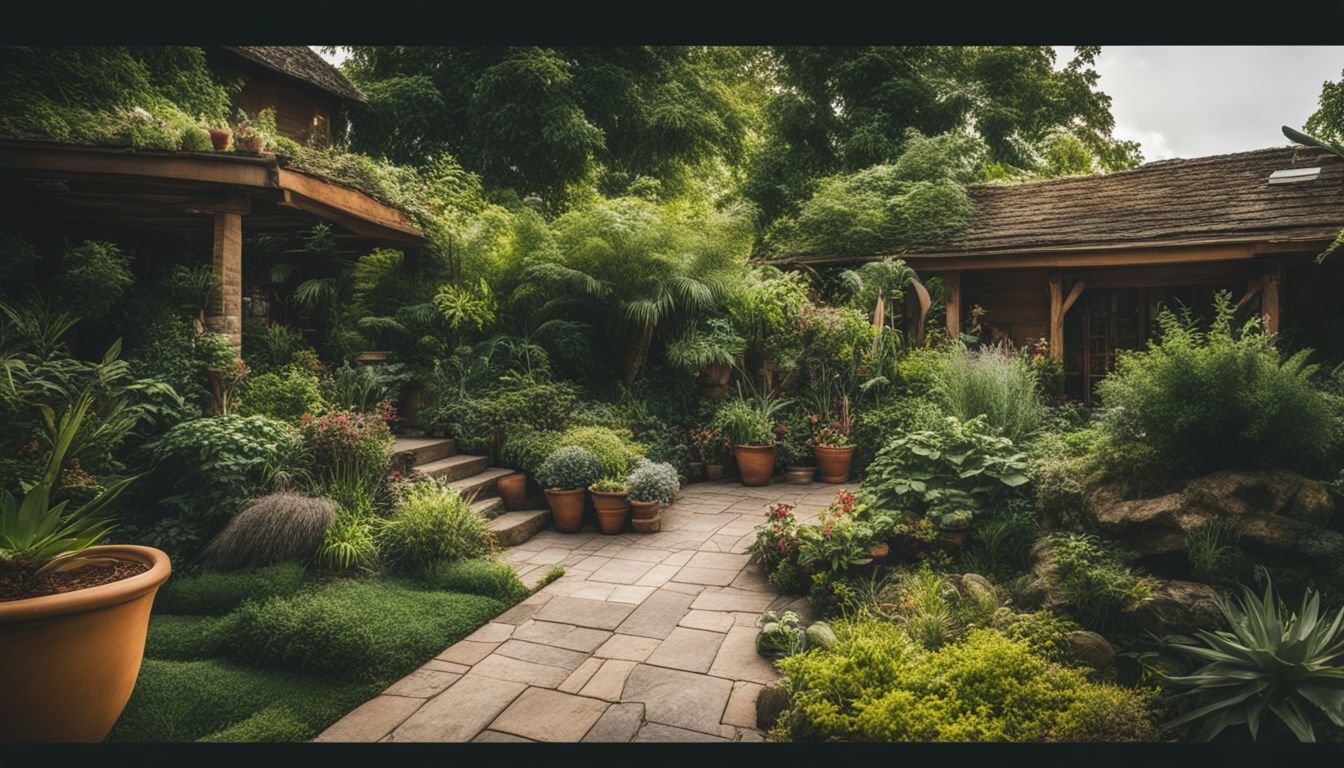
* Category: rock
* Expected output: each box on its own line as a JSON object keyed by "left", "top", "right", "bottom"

{"left": 805, "top": 621, "right": 837, "bottom": 650}
{"left": 1083, "top": 470, "right": 1334, "bottom": 561}
{"left": 1066, "top": 630, "right": 1115, "bottom": 671}
{"left": 755, "top": 683, "right": 791, "bottom": 731}
{"left": 960, "top": 573, "right": 998, "bottom": 607}
{"left": 1134, "top": 579, "right": 1224, "bottom": 635}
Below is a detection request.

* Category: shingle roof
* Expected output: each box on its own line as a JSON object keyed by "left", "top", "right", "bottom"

{"left": 795, "top": 146, "right": 1344, "bottom": 262}
{"left": 220, "top": 46, "right": 366, "bottom": 104}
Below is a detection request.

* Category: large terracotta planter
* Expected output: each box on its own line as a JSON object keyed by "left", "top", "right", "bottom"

{"left": 696, "top": 363, "right": 733, "bottom": 399}
{"left": 812, "top": 445, "right": 856, "bottom": 484}
{"left": 545, "top": 488, "right": 585, "bottom": 533}
{"left": 497, "top": 473, "right": 527, "bottom": 511}
{"left": 0, "top": 545, "right": 171, "bottom": 742}
{"left": 733, "top": 444, "right": 775, "bottom": 487}
{"left": 590, "top": 488, "right": 631, "bottom": 535}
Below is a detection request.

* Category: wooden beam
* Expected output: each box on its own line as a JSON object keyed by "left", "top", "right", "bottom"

{"left": 0, "top": 142, "right": 274, "bottom": 188}
{"left": 910, "top": 279, "right": 932, "bottom": 347}
{"left": 1235, "top": 277, "right": 1264, "bottom": 310}
{"left": 277, "top": 169, "right": 422, "bottom": 241}
{"left": 1061, "top": 279, "right": 1086, "bottom": 316}
{"left": 944, "top": 271, "right": 962, "bottom": 338}
{"left": 1263, "top": 260, "right": 1282, "bottom": 334}
{"left": 1049, "top": 274, "right": 1064, "bottom": 361}
{"left": 205, "top": 211, "right": 243, "bottom": 351}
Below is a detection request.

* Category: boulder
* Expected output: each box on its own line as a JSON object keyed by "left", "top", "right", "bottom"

{"left": 1134, "top": 579, "right": 1224, "bottom": 635}
{"left": 756, "top": 683, "right": 791, "bottom": 731}
{"left": 1066, "top": 630, "right": 1115, "bottom": 672}
{"left": 1083, "top": 470, "right": 1333, "bottom": 560}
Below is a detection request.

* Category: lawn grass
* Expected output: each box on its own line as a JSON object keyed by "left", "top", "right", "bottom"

{"left": 113, "top": 559, "right": 528, "bottom": 742}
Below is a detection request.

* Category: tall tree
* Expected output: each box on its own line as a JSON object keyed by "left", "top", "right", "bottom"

{"left": 1305, "top": 68, "right": 1344, "bottom": 144}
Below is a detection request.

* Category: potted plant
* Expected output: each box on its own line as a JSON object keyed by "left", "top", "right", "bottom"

{"left": 535, "top": 446, "right": 602, "bottom": 534}
{"left": 808, "top": 396, "right": 855, "bottom": 484}
{"left": 496, "top": 472, "right": 527, "bottom": 511}
{"left": 626, "top": 460, "right": 679, "bottom": 533}
{"left": 589, "top": 477, "right": 631, "bottom": 535}
{"left": 207, "top": 123, "right": 232, "bottom": 151}
{"left": 928, "top": 492, "right": 975, "bottom": 547}
{"left": 232, "top": 107, "right": 276, "bottom": 154}
{"left": 714, "top": 391, "right": 789, "bottom": 487}
{"left": 0, "top": 394, "right": 171, "bottom": 742}
{"left": 668, "top": 319, "right": 745, "bottom": 400}
{"left": 690, "top": 426, "right": 730, "bottom": 481}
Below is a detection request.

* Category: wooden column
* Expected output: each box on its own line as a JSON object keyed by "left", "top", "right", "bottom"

{"left": 206, "top": 211, "right": 243, "bottom": 351}
{"left": 1048, "top": 273, "right": 1085, "bottom": 362}
{"left": 1263, "top": 261, "right": 1282, "bottom": 334}
{"left": 944, "top": 271, "right": 962, "bottom": 338}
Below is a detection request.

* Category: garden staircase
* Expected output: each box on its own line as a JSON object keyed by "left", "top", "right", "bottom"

{"left": 391, "top": 437, "right": 550, "bottom": 547}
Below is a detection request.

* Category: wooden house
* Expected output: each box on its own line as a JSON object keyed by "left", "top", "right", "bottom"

{"left": 212, "top": 46, "right": 368, "bottom": 146}
{"left": 781, "top": 146, "right": 1344, "bottom": 402}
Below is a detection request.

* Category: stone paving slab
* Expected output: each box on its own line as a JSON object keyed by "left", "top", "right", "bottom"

{"left": 321, "top": 479, "right": 817, "bottom": 743}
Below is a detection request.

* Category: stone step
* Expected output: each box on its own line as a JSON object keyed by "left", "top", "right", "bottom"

{"left": 471, "top": 496, "right": 506, "bottom": 520}
{"left": 392, "top": 437, "right": 458, "bottom": 467}
{"left": 488, "top": 509, "right": 552, "bottom": 548}
{"left": 447, "top": 467, "right": 515, "bottom": 500}
{"left": 413, "top": 454, "right": 489, "bottom": 483}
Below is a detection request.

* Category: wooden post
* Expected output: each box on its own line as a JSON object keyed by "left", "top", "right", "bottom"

{"left": 1263, "top": 261, "right": 1281, "bottom": 334}
{"left": 910, "top": 279, "right": 932, "bottom": 347}
{"left": 1048, "top": 274, "right": 1063, "bottom": 361}
{"left": 944, "top": 271, "right": 961, "bottom": 338}
{"left": 206, "top": 211, "right": 243, "bottom": 351}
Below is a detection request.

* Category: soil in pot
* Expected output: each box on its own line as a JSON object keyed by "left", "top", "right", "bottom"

{"left": 0, "top": 545, "right": 172, "bottom": 742}
{"left": 705, "top": 464, "right": 724, "bottom": 481}
{"left": 497, "top": 473, "right": 527, "bottom": 511}
{"left": 733, "top": 444, "right": 776, "bottom": 487}
{"left": 0, "top": 560, "right": 149, "bottom": 602}
{"left": 812, "top": 445, "right": 856, "bottom": 484}
{"left": 545, "top": 488, "right": 586, "bottom": 533}
{"left": 590, "top": 490, "right": 631, "bottom": 535}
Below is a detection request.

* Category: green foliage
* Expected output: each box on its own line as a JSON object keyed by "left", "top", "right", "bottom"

{"left": 1163, "top": 580, "right": 1344, "bottom": 742}
{"left": 200, "top": 492, "right": 338, "bottom": 571}
{"left": 326, "top": 362, "right": 410, "bottom": 413}
{"left": 1184, "top": 520, "right": 1247, "bottom": 589}
{"left": 851, "top": 395, "right": 942, "bottom": 471}
{"left": 535, "top": 445, "right": 603, "bottom": 490}
{"left": 238, "top": 366, "right": 326, "bottom": 424}
{"left": 931, "top": 345, "right": 1047, "bottom": 442}
{"left": 725, "top": 266, "right": 809, "bottom": 374}
{"left": 108, "top": 658, "right": 375, "bottom": 743}
{"left": 377, "top": 481, "right": 494, "bottom": 574}
{"left": 146, "top": 415, "right": 304, "bottom": 555}
{"left": 862, "top": 415, "right": 1031, "bottom": 527}
{"left": 423, "top": 374, "right": 577, "bottom": 454}
{"left": 1045, "top": 532, "right": 1152, "bottom": 634}
{"left": 316, "top": 512, "right": 378, "bottom": 574}
{"left": 298, "top": 409, "right": 393, "bottom": 499}
{"left": 590, "top": 477, "right": 627, "bottom": 492}
{"left": 500, "top": 428, "right": 562, "bottom": 476}
{"left": 1096, "top": 291, "right": 1335, "bottom": 482}
{"left": 145, "top": 614, "right": 237, "bottom": 660}
{"left": 556, "top": 425, "right": 639, "bottom": 477}
{"left": 774, "top": 620, "right": 1158, "bottom": 742}
{"left": 962, "top": 499, "right": 1038, "bottom": 581}
{"left": 666, "top": 318, "right": 745, "bottom": 373}
{"left": 625, "top": 458, "right": 680, "bottom": 504}
{"left": 242, "top": 323, "right": 305, "bottom": 374}
{"left": 420, "top": 557, "right": 530, "bottom": 603}
{"left": 155, "top": 563, "right": 309, "bottom": 616}
{"left": 53, "top": 241, "right": 134, "bottom": 321}
{"left": 228, "top": 579, "right": 505, "bottom": 681}
{"left": 0, "top": 233, "right": 41, "bottom": 301}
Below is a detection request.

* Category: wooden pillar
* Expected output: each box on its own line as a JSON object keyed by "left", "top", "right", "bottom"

{"left": 206, "top": 211, "right": 243, "bottom": 351}
{"left": 944, "top": 271, "right": 962, "bottom": 338}
{"left": 1263, "top": 261, "right": 1281, "bottom": 334}
{"left": 1048, "top": 273, "right": 1063, "bottom": 361}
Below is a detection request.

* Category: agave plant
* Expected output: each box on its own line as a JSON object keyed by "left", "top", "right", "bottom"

{"left": 1162, "top": 578, "right": 1344, "bottom": 742}
{"left": 0, "top": 393, "right": 134, "bottom": 573}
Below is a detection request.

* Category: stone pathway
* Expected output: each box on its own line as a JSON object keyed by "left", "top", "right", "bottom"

{"left": 317, "top": 479, "right": 846, "bottom": 743}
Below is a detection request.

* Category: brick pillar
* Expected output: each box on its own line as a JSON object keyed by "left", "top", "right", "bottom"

{"left": 206, "top": 211, "right": 243, "bottom": 351}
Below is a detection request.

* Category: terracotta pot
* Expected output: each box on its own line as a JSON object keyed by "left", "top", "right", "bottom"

{"left": 687, "top": 461, "right": 705, "bottom": 482}
{"left": 207, "top": 128, "right": 231, "bottom": 151}
{"left": 705, "top": 464, "right": 724, "bottom": 481}
{"left": 497, "top": 473, "right": 527, "bottom": 511}
{"left": 812, "top": 445, "right": 856, "bottom": 484}
{"left": 234, "top": 134, "right": 264, "bottom": 153}
{"left": 0, "top": 545, "right": 171, "bottom": 742}
{"left": 696, "top": 362, "right": 733, "bottom": 399}
{"left": 545, "top": 488, "right": 586, "bottom": 533}
{"left": 630, "top": 499, "right": 660, "bottom": 522}
{"left": 868, "top": 542, "right": 890, "bottom": 566}
{"left": 733, "top": 444, "right": 775, "bottom": 487}
{"left": 590, "top": 488, "right": 631, "bottom": 535}
{"left": 631, "top": 512, "right": 662, "bottom": 533}
{"left": 785, "top": 467, "right": 814, "bottom": 485}
{"left": 939, "top": 526, "right": 969, "bottom": 548}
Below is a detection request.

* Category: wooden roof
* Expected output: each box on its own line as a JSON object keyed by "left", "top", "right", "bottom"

{"left": 788, "top": 146, "right": 1344, "bottom": 266}
{"left": 219, "top": 46, "right": 367, "bottom": 104}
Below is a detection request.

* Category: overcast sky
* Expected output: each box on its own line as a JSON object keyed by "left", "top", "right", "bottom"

{"left": 317, "top": 46, "right": 1344, "bottom": 164}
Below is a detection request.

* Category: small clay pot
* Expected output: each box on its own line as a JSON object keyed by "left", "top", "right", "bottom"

{"left": 733, "top": 444, "right": 775, "bottom": 487}
{"left": 496, "top": 473, "right": 527, "bottom": 511}
{"left": 785, "top": 467, "right": 814, "bottom": 485}
{"left": 234, "top": 134, "right": 265, "bottom": 153}
{"left": 812, "top": 445, "right": 856, "bottom": 484}
{"left": 207, "top": 127, "right": 232, "bottom": 151}
{"left": 939, "top": 526, "right": 969, "bottom": 548}
{"left": 868, "top": 542, "right": 890, "bottom": 566}
{"left": 590, "top": 488, "right": 631, "bottom": 535}
{"left": 631, "top": 512, "right": 662, "bottom": 533}
{"left": 705, "top": 464, "right": 724, "bottom": 481}
{"left": 545, "top": 488, "right": 586, "bottom": 533}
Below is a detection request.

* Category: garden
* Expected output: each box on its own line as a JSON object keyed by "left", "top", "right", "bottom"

{"left": 3, "top": 45, "right": 1344, "bottom": 744}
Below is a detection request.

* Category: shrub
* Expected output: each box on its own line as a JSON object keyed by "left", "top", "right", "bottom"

{"left": 556, "top": 425, "right": 639, "bottom": 477}
{"left": 377, "top": 481, "right": 494, "bottom": 573}
{"left": 228, "top": 579, "right": 506, "bottom": 681}
{"left": 108, "top": 658, "right": 374, "bottom": 743}
{"left": 146, "top": 415, "right": 304, "bottom": 552}
{"left": 932, "top": 345, "right": 1047, "bottom": 442}
{"left": 775, "top": 621, "right": 1158, "bottom": 742}
{"left": 145, "top": 614, "right": 237, "bottom": 660}
{"left": 714, "top": 398, "right": 773, "bottom": 446}
{"left": 238, "top": 366, "right": 326, "bottom": 424}
{"left": 1045, "top": 532, "right": 1152, "bottom": 634}
{"left": 421, "top": 557, "right": 529, "bottom": 603}
{"left": 316, "top": 512, "right": 378, "bottom": 574}
{"left": 862, "top": 415, "right": 1031, "bottom": 527}
{"left": 626, "top": 459, "right": 680, "bottom": 504}
{"left": 500, "top": 428, "right": 561, "bottom": 476}
{"left": 851, "top": 395, "right": 942, "bottom": 471}
{"left": 54, "top": 240, "right": 134, "bottom": 320}
{"left": 1096, "top": 291, "right": 1335, "bottom": 481}
{"left": 962, "top": 498, "right": 1038, "bottom": 581}
{"left": 326, "top": 361, "right": 410, "bottom": 412}
{"left": 299, "top": 409, "right": 393, "bottom": 505}
{"left": 154, "top": 563, "right": 309, "bottom": 616}
{"left": 422, "top": 375, "right": 578, "bottom": 453}
{"left": 1183, "top": 520, "right": 1247, "bottom": 588}
{"left": 535, "top": 446, "right": 603, "bottom": 490}
{"left": 200, "top": 492, "right": 338, "bottom": 571}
